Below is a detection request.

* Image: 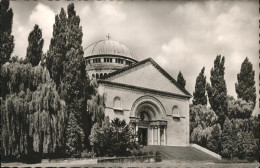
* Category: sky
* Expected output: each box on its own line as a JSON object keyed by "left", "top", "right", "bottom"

{"left": 10, "top": 0, "right": 259, "bottom": 112}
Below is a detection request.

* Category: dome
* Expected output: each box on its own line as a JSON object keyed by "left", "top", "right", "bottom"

{"left": 84, "top": 40, "right": 138, "bottom": 61}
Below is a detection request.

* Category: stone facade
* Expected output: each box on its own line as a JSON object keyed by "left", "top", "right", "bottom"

{"left": 97, "top": 58, "right": 192, "bottom": 146}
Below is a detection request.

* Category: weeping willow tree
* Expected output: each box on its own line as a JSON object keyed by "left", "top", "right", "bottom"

{"left": 82, "top": 92, "right": 106, "bottom": 149}
{"left": 1, "top": 62, "right": 67, "bottom": 160}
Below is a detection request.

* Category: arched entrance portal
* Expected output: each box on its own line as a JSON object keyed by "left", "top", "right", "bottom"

{"left": 130, "top": 96, "right": 167, "bottom": 146}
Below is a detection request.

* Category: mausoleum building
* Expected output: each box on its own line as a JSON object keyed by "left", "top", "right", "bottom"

{"left": 84, "top": 39, "right": 192, "bottom": 146}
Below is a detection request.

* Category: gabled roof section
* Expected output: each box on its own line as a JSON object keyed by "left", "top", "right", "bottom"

{"left": 102, "top": 58, "right": 192, "bottom": 97}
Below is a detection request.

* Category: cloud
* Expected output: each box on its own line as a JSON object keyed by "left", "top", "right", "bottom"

{"left": 155, "top": 1, "right": 258, "bottom": 103}
{"left": 10, "top": 1, "right": 258, "bottom": 112}
{"left": 29, "top": 2, "right": 55, "bottom": 52}
{"left": 12, "top": 3, "right": 55, "bottom": 58}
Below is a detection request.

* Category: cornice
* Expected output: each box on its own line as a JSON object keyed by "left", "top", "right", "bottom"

{"left": 98, "top": 80, "right": 192, "bottom": 100}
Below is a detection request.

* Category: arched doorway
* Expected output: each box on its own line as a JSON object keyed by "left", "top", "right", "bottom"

{"left": 137, "top": 111, "right": 151, "bottom": 146}
{"left": 130, "top": 96, "right": 167, "bottom": 146}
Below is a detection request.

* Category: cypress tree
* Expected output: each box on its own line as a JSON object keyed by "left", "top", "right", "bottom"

{"left": 193, "top": 67, "right": 207, "bottom": 105}
{"left": 63, "top": 3, "right": 86, "bottom": 119}
{"left": 26, "top": 25, "right": 44, "bottom": 67}
{"left": 177, "top": 71, "right": 186, "bottom": 88}
{"left": 206, "top": 55, "right": 228, "bottom": 128}
{"left": 62, "top": 3, "right": 94, "bottom": 155}
{"left": 46, "top": 8, "right": 67, "bottom": 87}
{"left": 0, "top": 0, "right": 14, "bottom": 66}
{"left": 235, "top": 57, "right": 256, "bottom": 108}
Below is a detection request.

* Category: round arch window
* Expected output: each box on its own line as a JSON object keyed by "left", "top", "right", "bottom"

{"left": 114, "top": 97, "right": 122, "bottom": 109}
{"left": 172, "top": 105, "right": 180, "bottom": 118}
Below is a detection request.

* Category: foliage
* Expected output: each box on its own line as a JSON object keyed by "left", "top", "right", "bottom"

{"left": 26, "top": 24, "right": 44, "bottom": 67}
{"left": 87, "top": 93, "right": 105, "bottom": 124}
{"left": 221, "top": 118, "right": 258, "bottom": 160}
{"left": 0, "top": 0, "right": 14, "bottom": 66}
{"left": 89, "top": 117, "right": 140, "bottom": 157}
{"left": 190, "top": 104, "right": 218, "bottom": 133}
{"left": 235, "top": 57, "right": 256, "bottom": 108}
{"left": 63, "top": 4, "right": 96, "bottom": 154}
{"left": 1, "top": 63, "right": 67, "bottom": 161}
{"left": 221, "top": 118, "right": 235, "bottom": 159}
{"left": 190, "top": 125, "right": 213, "bottom": 148}
{"left": 236, "top": 131, "right": 258, "bottom": 160}
{"left": 206, "top": 55, "right": 228, "bottom": 128}
{"left": 177, "top": 71, "right": 186, "bottom": 88}
{"left": 207, "top": 124, "right": 221, "bottom": 154}
{"left": 46, "top": 8, "right": 67, "bottom": 87}
{"left": 1, "top": 62, "right": 49, "bottom": 99}
{"left": 190, "top": 104, "right": 218, "bottom": 148}
{"left": 46, "top": 3, "right": 95, "bottom": 154}
{"left": 193, "top": 67, "right": 207, "bottom": 105}
{"left": 65, "top": 113, "right": 84, "bottom": 157}
{"left": 227, "top": 96, "right": 254, "bottom": 119}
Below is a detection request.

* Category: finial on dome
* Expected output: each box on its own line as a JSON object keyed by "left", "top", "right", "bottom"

{"left": 106, "top": 34, "right": 111, "bottom": 40}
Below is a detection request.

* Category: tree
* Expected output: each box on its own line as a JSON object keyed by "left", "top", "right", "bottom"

{"left": 1, "top": 63, "right": 67, "bottom": 162}
{"left": 46, "top": 8, "right": 67, "bottom": 86}
{"left": 206, "top": 55, "right": 228, "bottom": 128}
{"left": 227, "top": 96, "right": 254, "bottom": 119}
{"left": 236, "top": 131, "right": 258, "bottom": 160}
{"left": 26, "top": 25, "right": 44, "bottom": 67}
{"left": 190, "top": 104, "right": 218, "bottom": 133}
{"left": 177, "top": 71, "right": 186, "bottom": 88}
{"left": 65, "top": 113, "right": 84, "bottom": 157}
{"left": 190, "top": 125, "right": 213, "bottom": 148}
{"left": 46, "top": 4, "right": 95, "bottom": 153}
{"left": 207, "top": 124, "right": 221, "bottom": 154}
{"left": 0, "top": 0, "right": 14, "bottom": 66}
{"left": 193, "top": 67, "right": 207, "bottom": 105}
{"left": 62, "top": 3, "right": 87, "bottom": 122}
{"left": 221, "top": 118, "right": 236, "bottom": 159}
{"left": 235, "top": 57, "right": 256, "bottom": 108}
{"left": 84, "top": 93, "right": 105, "bottom": 148}
{"left": 89, "top": 117, "right": 139, "bottom": 157}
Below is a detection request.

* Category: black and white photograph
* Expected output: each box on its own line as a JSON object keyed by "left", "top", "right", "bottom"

{"left": 1, "top": 0, "right": 259, "bottom": 167}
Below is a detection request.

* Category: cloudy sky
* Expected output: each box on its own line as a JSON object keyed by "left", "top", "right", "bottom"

{"left": 10, "top": 0, "right": 259, "bottom": 112}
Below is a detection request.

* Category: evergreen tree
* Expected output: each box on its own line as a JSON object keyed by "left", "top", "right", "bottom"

{"left": 207, "top": 124, "right": 221, "bottom": 154}
{"left": 193, "top": 67, "right": 207, "bottom": 105}
{"left": 63, "top": 3, "right": 87, "bottom": 120}
{"left": 235, "top": 57, "right": 256, "bottom": 108}
{"left": 206, "top": 55, "right": 228, "bottom": 128}
{"left": 65, "top": 113, "right": 84, "bottom": 157}
{"left": 177, "top": 71, "right": 186, "bottom": 88}
{"left": 61, "top": 3, "right": 94, "bottom": 154}
{"left": 0, "top": 0, "right": 14, "bottom": 66}
{"left": 221, "top": 118, "right": 235, "bottom": 159}
{"left": 46, "top": 8, "right": 67, "bottom": 86}
{"left": 26, "top": 25, "right": 44, "bottom": 67}
{"left": 46, "top": 4, "right": 95, "bottom": 153}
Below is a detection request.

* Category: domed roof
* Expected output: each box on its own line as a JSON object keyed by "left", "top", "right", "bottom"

{"left": 84, "top": 40, "right": 138, "bottom": 61}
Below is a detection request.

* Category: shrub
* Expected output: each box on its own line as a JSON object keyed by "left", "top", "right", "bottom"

{"left": 89, "top": 117, "right": 141, "bottom": 157}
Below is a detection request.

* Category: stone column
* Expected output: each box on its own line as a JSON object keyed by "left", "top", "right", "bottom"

{"left": 136, "top": 123, "right": 138, "bottom": 141}
{"left": 158, "top": 126, "right": 160, "bottom": 145}
{"left": 151, "top": 127, "right": 154, "bottom": 145}
{"left": 164, "top": 127, "right": 166, "bottom": 146}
